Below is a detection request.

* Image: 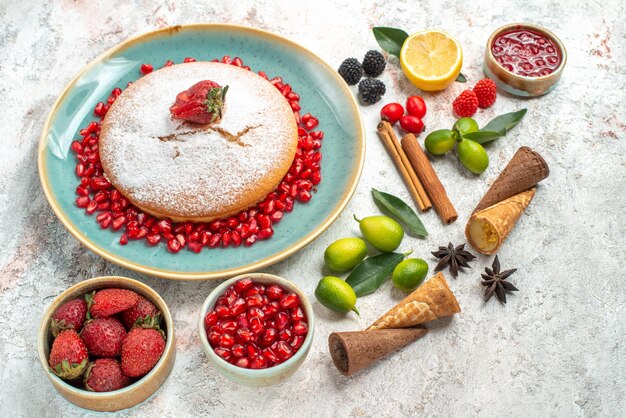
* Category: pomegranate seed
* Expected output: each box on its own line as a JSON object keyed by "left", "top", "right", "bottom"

{"left": 246, "top": 343, "right": 259, "bottom": 357}
{"left": 311, "top": 171, "right": 322, "bottom": 185}
{"left": 85, "top": 200, "right": 97, "bottom": 214}
{"left": 75, "top": 163, "right": 85, "bottom": 177}
{"left": 146, "top": 234, "right": 160, "bottom": 245}
{"left": 262, "top": 347, "right": 280, "bottom": 364}
{"left": 167, "top": 238, "right": 181, "bottom": 253}
{"left": 205, "top": 311, "right": 218, "bottom": 328}
{"left": 183, "top": 57, "right": 196, "bottom": 63}
{"left": 304, "top": 116, "right": 319, "bottom": 131}
{"left": 258, "top": 71, "right": 268, "bottom": 80}
{"left": 266, "top": 284, "right": 284, "bottom": 300}
{"left": 244, "top": 235, "right": 257, "bottom": 247}
{"left": 269, "top": 211, "right": 283, "bottom": 223}
{"left": 164, "top": 60, "right": 174, "bottom": 67}
{"left": 292, "top": 321, "right": 308, "bottom": 336}
{"left": 250, "top": 356, "right": 267, "bottom": 369}
{"left": 234, "top": 278, "right": 254, "bottom": 292}
{"left": 220, "top": 320, "right": 237, "bottom": 334}
{"left": 236, "top": 327, "right": 253, "bottom": 343}
{"left": 140, "top": 63, "right": 153, "bottom": 74}
{"left": 279, "top": 329, "right": 292, "bottom": 341}
{"left": 188, "top": 241, "right": 202, "bottom": 253}
{"left": 214, "top": 347, "right": 231, "bottom": 360}
{"left": 208, "top": 233, "right": 221, "bottom": 248}
{"left": 245, "top": 294, "right": 264, "bottom": 308}
{"left": 284, "top": 198, "right": 294, "bottom": 212}
{"left": 232, "top": 57, "right": 243, "bottom": 67}
{"left": 280, "top": 292, "right": 300, "bottom": 310}
{"left": 236, "top": 314, "right": 249, "bottom": 329}
{"left": 257, "top": 228, "right": 274, "bottom": 240}
{"left": 215, "top": 304, "right": 231, "bottom": 318}
{"left": 259, "top": 328, "right": 277, "bottom": 347}
{"left": 247, "top": 307, "right": 264, "bottom": 320}
{"left": 231, "top": 344, "right": 245, "bottom": 357}
{"left": 276, "top": 341, "right": 293, "bottom": 360}
{"left": 119, "top": 233, "right": 128, "bottom": 245}
{"left": 297, "top": 189, "right": 312, "bottom": 202}
{"left": 94, "top": 102, "right": 106, "bottom": 117}
{"left": 76, "top": 196, "right": 90, "bottom": 208}
{"left": 275, "top": 312, "right": 291, "bottom": 330}
{"left": 290, "top": 335, "right": 305, "bottom": 350}
{"left": 249, "top": 316, "right": 264, "bottom": 335}
{"left": 291, "top": 306, "right": 305, "bottom": 321}
{"left": 235, "top": 357, "right": 250, "bottom": 368}
{"left": 230, "top": 298, "right": 247, "bottom": 316}
{"left": 219, "top": 333, "right": 235, "bottom": 348}
{"left": 262, "top": 302, "right": 279, "bottom": 318}
{"left": 71, "top": 141, "right": 83, "bottom": 154}
{"left": 90, "top": 176, "right": 110, "bottom": 190}
{"left": 221, "top": 231, "right": 231, "bottom": 247}
{"left": 208, "top": 331, "right": 221, "bottom": 346}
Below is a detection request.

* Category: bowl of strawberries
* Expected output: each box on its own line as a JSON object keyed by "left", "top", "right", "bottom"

{"left": 37, "top": 276, "right": 175, "bottom": 412}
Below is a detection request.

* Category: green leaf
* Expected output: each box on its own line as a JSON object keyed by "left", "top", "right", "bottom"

{"left": 371, "top": 189, "right": 428, "bottom": 237}
{"left": 461, "top": 130, "right": 503, "bottom": 144}
{"left": 480, "top": 109, "right": 527, "bottom": 136}
{"left": 455, "top": 72, "right": 467, "bottom": 83}
{"left": 346, "top": 252, "right": 406, "bottom": 297}
{"left": 373, "top": 27, "right": 409, "bottom": 58}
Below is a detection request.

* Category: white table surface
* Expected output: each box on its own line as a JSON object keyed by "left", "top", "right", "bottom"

{"left": 0, "top": 0, "right": 624, "bottom": 416}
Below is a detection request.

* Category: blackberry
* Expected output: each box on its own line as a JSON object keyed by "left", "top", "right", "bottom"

{"left": 358, "top": 78, "right": 386, "bottom": 105}
{"left": 337, "top": 58, "right": 363, "bottom": 85}
{"left": 362, "top": 50, "right": 386, "bottom": 77}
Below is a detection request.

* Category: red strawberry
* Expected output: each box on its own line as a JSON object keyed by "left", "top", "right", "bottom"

{"left": 49, "top": 329, "right": 89, "bottom": 380}
{"left": 120, "top": 296, "right": 160, "bottom": 330}
{"left": 121, "top": 328, "right": 166, "bottom": 377}
{"left": 169, "top": 80, "right": 229, "bottom": 124}
{"left": 88, "top": 288, "right": 140, "bottom": 318}
{"left": 473, "top": 78, "right": 497, "bottom": 108}
{"left": 84, "top": 358, "right": 132, "bottom": 392}
{"left": 50, "top": 298, "right": 88, "bottom": 337}
{"left": 80, "top": 317, "right": 126, "bottom": 357}
{"left": 452, "top": 89, "right": 479, "bottom": 117}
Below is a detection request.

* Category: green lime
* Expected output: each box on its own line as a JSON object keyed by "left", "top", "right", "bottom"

{"left": 324, "top": 238, "right": 368, "bottom": 272}
{"left": 424, "top": 129, "right": 457, "bottom": 156}
{"left": 354, "top": 215, "right": 404, "bottom": 252}
{"left": 453, "top": 117, "right": 479, "bottom": 137}
{"left": 392, "top": 258, "right": 429, "bottom": 292}
{"left": 315, "top": 276, "right": 359, "bottom": 315}
{"left": 457, "top": 139, "right": 489, "bottom": 175}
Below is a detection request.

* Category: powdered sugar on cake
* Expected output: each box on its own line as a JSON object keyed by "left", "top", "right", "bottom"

{"left": 99, "top": 62, "right": 298, "bottom": 220}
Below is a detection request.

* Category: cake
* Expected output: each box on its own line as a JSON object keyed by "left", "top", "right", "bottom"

{"left": 99, "top": 62, "right": 298, "bottom": 222}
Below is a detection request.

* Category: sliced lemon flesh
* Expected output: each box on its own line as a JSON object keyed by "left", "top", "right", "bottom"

{"left": 400, "top": 30, "right": 463, "bottom": 91}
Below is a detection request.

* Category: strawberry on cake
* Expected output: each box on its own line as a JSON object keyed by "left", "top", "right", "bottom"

{"left": 99, "top": 62, "right": 298, "bottom": 223}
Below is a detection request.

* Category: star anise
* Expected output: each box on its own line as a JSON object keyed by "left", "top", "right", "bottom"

{"left": 432, "top": 242, "right": 476, "bottom": 278}
{"left": 481, "top": 255, "right": 518, "bottom": 303}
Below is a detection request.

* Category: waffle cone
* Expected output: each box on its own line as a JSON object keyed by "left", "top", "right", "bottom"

{"left": 328, "top": 327, "right": 427, "bottom": 376}
{"left": 466, "top": 188, "right": 536, "bottom": 255}
{"left": 473, "top": 146, "right": 549, "bottom": 213}
{"left": 368, "top": 273, "right": 460, "bottom": 330}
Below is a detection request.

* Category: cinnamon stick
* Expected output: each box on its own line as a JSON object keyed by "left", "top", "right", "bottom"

{"left": 376, "top": 122, "right": 431, "bottom": 212}
{"left": 401, "top": 133, "right": 458, "bottom": 224}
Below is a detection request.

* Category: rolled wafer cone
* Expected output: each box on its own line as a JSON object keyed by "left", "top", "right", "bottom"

{"left": 473, "top": 146, "right": 549, "bottom": 213}
{"left": 466, "top": 188, "right": 536, "bottom": 255}
{"left": 329, "top": 327, "right": 427, "bottom": 376}
{"left": 368, "top": 272, "right": 460, "bottom": 330}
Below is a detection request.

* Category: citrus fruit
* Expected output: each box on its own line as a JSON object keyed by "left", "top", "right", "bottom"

{"left": 314, "top": 276, "right": 359, "bottom": 315}
{"left": 453, "top": 117, "right": 479, "bottom": 136}
{"left": 457, "top": 139, "right": 489, "bottom": 175}
{"left": 424, "top": 129, "right": 457, "bottom": 155}
{"left": 392, "top": 258, "right": 429, "bottom": 292}
{"left": 400, "top": 30, "right": 463, "bottom": 91}
{"left": 324, "top": 238, "right": 368, "bottom": 273}
{"left": 354, "top": 215, "right": 404, "bottom": 252}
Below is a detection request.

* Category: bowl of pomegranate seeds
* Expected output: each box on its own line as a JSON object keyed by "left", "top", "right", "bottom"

{"left": 199, "top": 273, "right": 314, "bottom": 386}
{"left": 37, "top": 276, "right": 175, "bottom": 412}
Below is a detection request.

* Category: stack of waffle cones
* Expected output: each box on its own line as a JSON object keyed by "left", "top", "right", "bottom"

{"left": 328, "top": 273, "right": 460, "bottom": 376}
{"left": 465, "top": 146, "right": 550, "bottom": 255}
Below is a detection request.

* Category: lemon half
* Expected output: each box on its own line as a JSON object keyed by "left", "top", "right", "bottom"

{"left": 400, "top": 30, "right": 463, "bottom": 91}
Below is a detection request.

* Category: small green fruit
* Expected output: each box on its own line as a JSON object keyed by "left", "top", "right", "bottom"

{"left": 424, "top": 129, "right": 457, "bottom": 156}
{"left": 315, "top": 276, "right": 359, "bottom": 315}
{"left": 453, "top": 117, "right": 479, "bottom": 137}
{"left": 354, "top": 215, "right": 404, "bottom": 252}
{"left": 324, "top": 238, "right": 368, "bottom": 272}
{"left": 457, "top": 139, "right": 489, "bottom": 175}
{"left": 392, "top": 258, "right": 429, "bottom": 292}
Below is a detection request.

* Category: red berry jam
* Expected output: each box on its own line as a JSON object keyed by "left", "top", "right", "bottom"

{"left": 71, "top": 56, "right": 323, "bottom": 252}
{"left": 205, "top": 279, "right": 307, "bottom": 369}
{"left": 491, "top": 28, "right": 561, "bottom": 77}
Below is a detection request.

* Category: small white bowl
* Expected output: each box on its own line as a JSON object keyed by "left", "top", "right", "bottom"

{"left": 198, "top": 272, "right": 314, "bottom": 387}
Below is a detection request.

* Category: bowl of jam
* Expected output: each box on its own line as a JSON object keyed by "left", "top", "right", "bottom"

{"left": 484, "top": 23, "right": 566, "bottom": 97}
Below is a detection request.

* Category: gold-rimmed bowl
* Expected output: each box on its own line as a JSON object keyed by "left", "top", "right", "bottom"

{"left": 484, "top": 23, "right": 566, "bottom": 97}
{"left": 38, "top": 276, "right": 176, "bottom": 412}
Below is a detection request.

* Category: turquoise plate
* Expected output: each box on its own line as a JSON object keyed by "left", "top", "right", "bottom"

{"left": 38, "top": 24, "right": 365, "bottom": 280}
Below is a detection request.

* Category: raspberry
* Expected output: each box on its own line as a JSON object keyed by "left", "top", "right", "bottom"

{"left": 337, "top": 58, "right": 363, "bottom": 85}
{"left": 358, "top": 78, "right": 386, "bottom": 105}
{"left": 473, "top": 78, "right": 497, "bottom": 108}
{"left": 362, "top": 50, "right": 386, "bottom": 77}
{"left": 452, "top": 90, "right": 479, "bottom": 117}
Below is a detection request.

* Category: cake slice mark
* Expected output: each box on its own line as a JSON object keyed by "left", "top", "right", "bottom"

{"left": 157, "top": 124, "right": 258, "bottom": 147}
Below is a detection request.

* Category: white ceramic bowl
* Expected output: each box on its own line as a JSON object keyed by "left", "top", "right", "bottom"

{"left": 198, "top": 273, "right": 314, "bottom": 387}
